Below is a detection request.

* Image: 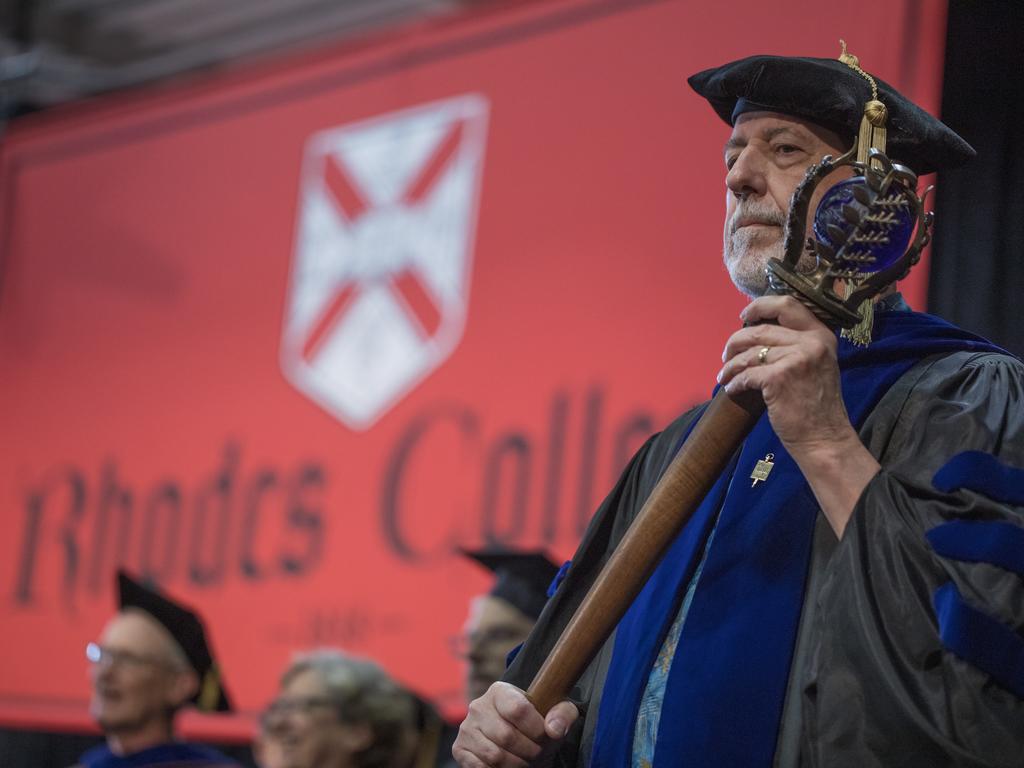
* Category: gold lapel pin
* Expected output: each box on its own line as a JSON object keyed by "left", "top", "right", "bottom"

{"left": 750, "top": 453, "right": 775, "bottom": 487}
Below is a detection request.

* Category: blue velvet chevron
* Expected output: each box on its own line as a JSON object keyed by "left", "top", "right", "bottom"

{"left": 926, "top": 451, "right": 1024, "bottom": 703}
{"left": 933, "top": 581, "right": 1024, "bottom": 699}
{"left": 926, "top": 520, "right": 1024, "bottom": 577}
{"left": 932, "top": 450, "right": 1024, "bottom": 506}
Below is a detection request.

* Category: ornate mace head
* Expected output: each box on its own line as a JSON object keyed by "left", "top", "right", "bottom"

{"left": 765, "top": 42, "right": 935, "bottom": 346}
{"left": 766, "top": 142, "right": 934, "bottom": 344}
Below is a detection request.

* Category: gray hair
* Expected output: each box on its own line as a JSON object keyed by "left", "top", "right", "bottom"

{"left": 281, "top": 649, "right": 414, "bottom": 768}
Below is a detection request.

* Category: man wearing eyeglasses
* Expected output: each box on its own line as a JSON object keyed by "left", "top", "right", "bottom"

{"left": 254, "top": 650, "right": 416, "bottom": 768}
{"left": 457, "top": 551, "right": 561, "bottom": 706}
{"left": 76, "top": 571, "right": 238, "bottom": 768}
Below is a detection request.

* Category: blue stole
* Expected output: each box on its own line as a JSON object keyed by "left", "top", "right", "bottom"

{"left": 79, "top": 742, "right": 238, "bottom": 768}
{"left": 590, "top": 309, "right": 1004, "bottom": 767}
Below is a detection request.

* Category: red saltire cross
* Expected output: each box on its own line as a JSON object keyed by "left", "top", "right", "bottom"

{"left": 300, "top": 120, "right": 465, "bottom": 364}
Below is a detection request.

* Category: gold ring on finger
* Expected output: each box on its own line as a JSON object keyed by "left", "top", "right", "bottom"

{"left": 758, "top": 346, "right": 770, "bottom": 365}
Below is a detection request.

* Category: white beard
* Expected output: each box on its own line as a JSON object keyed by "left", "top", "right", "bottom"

{"left": 723, "top": 198, "right": 788, "bottom": 298}
{"left": 724, "top": 226, "right": 785, "bottom": 298}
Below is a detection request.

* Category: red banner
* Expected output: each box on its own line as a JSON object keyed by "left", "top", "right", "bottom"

{"left": 0, "top": 0, "right": 947, "bottom": 738}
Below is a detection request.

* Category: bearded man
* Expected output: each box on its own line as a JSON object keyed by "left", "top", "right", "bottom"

{"left": 452, "top": 52, "right": 1024, "bottom": 768}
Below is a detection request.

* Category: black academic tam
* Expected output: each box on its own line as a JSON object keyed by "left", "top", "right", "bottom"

{"left": 117, "top": 570, "right": 232, "bottom": 712}
{"left": 688, "top": 54, "right": 975, "bottom": 175}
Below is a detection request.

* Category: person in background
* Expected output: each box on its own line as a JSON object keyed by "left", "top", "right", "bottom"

{"left": 254, "top": 649, "right": 415, "bottom": 768}
{"left": 76, "top": 570, "right": 238, "bottom": 768}
{"left": 456, "top": 550, "right": 561, "bottom": 704}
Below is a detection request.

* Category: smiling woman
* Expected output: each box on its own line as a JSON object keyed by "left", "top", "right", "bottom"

{"left": 256, "top": 651, "right": 416, "bottom": 768}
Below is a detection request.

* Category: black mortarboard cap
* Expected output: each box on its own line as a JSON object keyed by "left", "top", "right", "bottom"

{"left": 116, "top": 570, "right": 232, "bottom": 712}
{"left": 462, "top": 549, "right": 561, "bottom": 620}
{"left": 687, "top": 54, "right": 975, "bottom": 175}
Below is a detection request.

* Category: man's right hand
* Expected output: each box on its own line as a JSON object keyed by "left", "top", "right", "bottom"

{"left": 452, "top": 681, "right": 580, "bottom": 767}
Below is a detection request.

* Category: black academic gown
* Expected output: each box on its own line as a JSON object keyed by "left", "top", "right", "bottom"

{"left": 503, "top": 347, "right": 1024, "bottom": 767}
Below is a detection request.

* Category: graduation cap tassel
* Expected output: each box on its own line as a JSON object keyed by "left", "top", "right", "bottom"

{"left": 839, "top": 40, "right": 889, "bottom": 168}
{"left": 843, "top": 283, "right": 875, "bottom": 347}
{"left": 839, "top": 39, "right": 889, "bottom": 166}
{"left": 198, "top": 665, "right": 221, "bottom": 712}
{"left": 839, "top": 40, "right": 888, "bottom": 346}
{"left": 859, "top": 100, "right": 888, "bottom": 167}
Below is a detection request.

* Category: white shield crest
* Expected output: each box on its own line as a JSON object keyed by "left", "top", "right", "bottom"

{"left": 282, "top": 94, "right": 489, "bottom": 429}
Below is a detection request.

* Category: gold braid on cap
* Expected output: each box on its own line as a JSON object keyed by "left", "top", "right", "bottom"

{"left": 837, "top": 40, "right": 889, "bottom": 345}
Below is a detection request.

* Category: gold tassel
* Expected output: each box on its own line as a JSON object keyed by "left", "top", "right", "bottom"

{"left": 841, "top": 285, "right": 875, "bottom": 347}
{"left": 858, "top": 100, "right": 887, "bottom": 170}
{"left": 198, "top": 664, "right": 221, "bottom": 711}
{"left": 837, "top": 40, "right": 886, "bottom": 344}
{"left": 839, "top": 40, "right": 888, "bottom": 168}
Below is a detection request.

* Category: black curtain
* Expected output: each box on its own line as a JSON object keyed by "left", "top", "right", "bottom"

{"left": 0, "top": 728, "right": 103, "bottom": 768}
{"left": 930, "top": 0, "right": 1024, "bottom": 358}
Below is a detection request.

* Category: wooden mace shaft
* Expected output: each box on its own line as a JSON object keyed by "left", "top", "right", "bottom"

{"left": 526, "top": 387, "right": 765, "bottom": 716}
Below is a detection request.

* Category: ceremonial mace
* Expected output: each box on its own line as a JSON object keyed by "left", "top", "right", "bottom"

{"left": 526, "top": 118, "right": 934, "bottom": 716}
